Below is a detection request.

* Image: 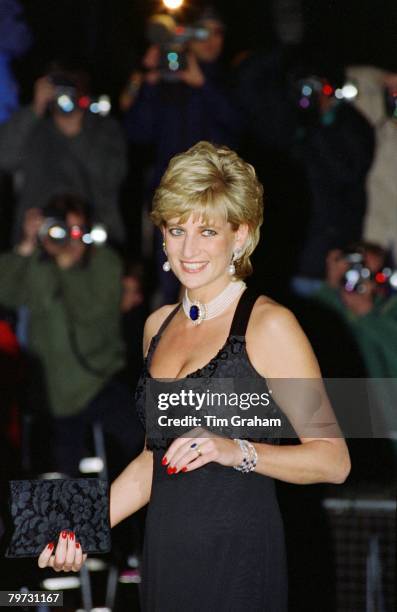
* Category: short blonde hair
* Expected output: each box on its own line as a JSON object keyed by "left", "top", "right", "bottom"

{"left": 151, "top": 141, "right": 264, "bottom": 279}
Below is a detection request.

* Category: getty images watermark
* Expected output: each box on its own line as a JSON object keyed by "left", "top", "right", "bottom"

{"left": 144, "top": 377, "right": 397, "bottom": 440}
{"left": 145, "top": 377, "right": 293, "bottom": 440}
{"left": 156, "top": 389, "right": 282, "bottom": 429}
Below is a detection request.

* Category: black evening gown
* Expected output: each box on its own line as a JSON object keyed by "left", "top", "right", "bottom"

{"left": 135, "top": 290, "right": 288, "bottom": 611}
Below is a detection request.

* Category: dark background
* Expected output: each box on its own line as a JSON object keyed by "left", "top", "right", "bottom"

{"left": 15, "top": 0, "right": 397, "bottom": 101}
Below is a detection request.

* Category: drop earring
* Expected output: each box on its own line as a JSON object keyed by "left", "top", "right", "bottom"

{"left": 228, "top": 248, "right": 242, "bottom": 276}
{"left": 162, "top": 241, "right": 171, "bottom": 272}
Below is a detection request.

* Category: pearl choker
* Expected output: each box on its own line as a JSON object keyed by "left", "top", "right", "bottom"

{"left": 182, "top": 280, "right": 246, "bottom": 325}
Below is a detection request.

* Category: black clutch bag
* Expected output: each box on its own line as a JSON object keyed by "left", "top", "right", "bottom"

{"left": 5, "top": 478, "right": 111, "bottom": 558}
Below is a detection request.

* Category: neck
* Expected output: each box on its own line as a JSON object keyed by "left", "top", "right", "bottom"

{"left": 186, "top": 277, "right": 236, "bottom": 303}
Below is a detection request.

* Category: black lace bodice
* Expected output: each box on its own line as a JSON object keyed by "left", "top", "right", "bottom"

{"left": 134, "top": 290, "right": 283, "bottom": 449}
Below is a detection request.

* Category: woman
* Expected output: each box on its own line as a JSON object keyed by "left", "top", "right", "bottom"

{"left": 38, "top": 142, "right": 350, "bottom": 610}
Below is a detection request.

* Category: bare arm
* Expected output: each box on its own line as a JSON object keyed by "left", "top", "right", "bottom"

{"left": 110, "top": 303, "right": 181, "bottom": 525}
{"left": 37, "top": 304, "right": 178, "bottom": 570}
{"left": 166, "top": 298, "right": 351, "bottom": 485}
{"left": 110, "top": 448, "right": 153, "bottom": 527}
{"left": 252, "top": 439, "right": 348, "bottom": 485}
{"left": 247, "top": 300, "right": 351, "bottom": 484}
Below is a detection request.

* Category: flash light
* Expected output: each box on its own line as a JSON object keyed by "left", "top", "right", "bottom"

{"left": 55, "top": 93, "right": 111, "bottom": 116}
{"left": 335, "top": 82, "right": 358, "bottom": 101}
{"left": 163, "top": 0, "right": 184, "bottom": 10}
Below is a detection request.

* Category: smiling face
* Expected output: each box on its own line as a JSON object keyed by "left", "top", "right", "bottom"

{"left": 163, "top": 214, "right": 248, "bottom": 298}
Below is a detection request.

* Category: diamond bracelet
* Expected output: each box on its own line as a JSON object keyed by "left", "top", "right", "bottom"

{"left": 233, "top": 439, "right": 258, "bottom": 473}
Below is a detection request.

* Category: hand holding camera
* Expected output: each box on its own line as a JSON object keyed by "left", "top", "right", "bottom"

{"left": 326, "top": 247, "right": 375, "bottom": 315}
{"left": 17, "top": 208, "right": 107, "bottom": 268}
{"left": 340, "top": 282, "right": 376, "bottom": 316}
{"left": 16, "top": 208, "right": 44, "bottom": 255}
{"left": 42, "top": 230, "right": 86, "bottom": 269}
{"left": 179, "top": 52, "right": 205, "bottom": 88}
{"left": 33, "top": 76, "right": 56, "bottom": 117}
{"left": 325, "top": 243, "right": 397, "bottom": 315}
{"left": 17, "top": 209, "right": 85, "bottom": 268}
{"left": 325, "top": 249, "right": 350, "bottom": 288}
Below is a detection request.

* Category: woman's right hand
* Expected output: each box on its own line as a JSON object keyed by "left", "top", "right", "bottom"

{"left": 38, "top": 530, "right": 87, "bottom": 572}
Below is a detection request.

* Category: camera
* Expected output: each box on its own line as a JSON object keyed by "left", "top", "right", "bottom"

{"left": 54, "top": 91, "right": 111, "bottom": 116}
{"left": 146, "top": 14, "right": 209, "bottom": 80}
{"left": 38, "top": 217, "right": 107, "bottom": 246}
{"left": 294, "top": 75, "right": 358, "bottom": 116}
{"left": 342, "top": 249, "right": 397, "bottom": 294}
{"left": 49, "top": 74, "right": 111, "bottom": 116}
{"left": 342, "top": 250, "right": 371, "bottom": 293}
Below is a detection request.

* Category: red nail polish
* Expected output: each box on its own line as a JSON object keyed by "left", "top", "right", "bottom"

{"left": 172, "top": 466, "right": 177, "bottom": 474}
{"left": 61, "top": 530, "right": 67, "bottom": 538}
{"left": 182, "top": 467, "right": 188, "bottom": 472}
{"left": 47, "top": 542, "right": 54, "bottom": 550}
{"left": 76, "top": 542, "right": 80, "bottom": 549}
{"left": 69, "top": 531, "right": 75, "bottom": 540}
{"left": 161, "top": 456, "right": 168, "bottom": 465}
{"left": 167, "top": 466, "right": 173, "bottom": 475}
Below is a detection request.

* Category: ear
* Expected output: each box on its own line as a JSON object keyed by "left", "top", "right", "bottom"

{"left": 234, "top": 224, "right": 249, "bottom": 250}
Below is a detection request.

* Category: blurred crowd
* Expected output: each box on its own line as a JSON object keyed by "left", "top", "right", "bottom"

{"left": 0, "top": 0, "right": 396, "bottom": 581}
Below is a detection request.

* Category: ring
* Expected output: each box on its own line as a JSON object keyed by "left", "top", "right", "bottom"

{"left": 196, "top": 447, "right": 202, "bottom": 457}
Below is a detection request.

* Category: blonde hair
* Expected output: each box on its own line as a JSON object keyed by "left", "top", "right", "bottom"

{"left": 151, "top": 141, "right": 264, "bottom": 278}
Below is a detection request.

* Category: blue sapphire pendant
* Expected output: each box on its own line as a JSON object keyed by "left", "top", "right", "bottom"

{"left": 189, "top": 305, "right": 200, "bottom": 321}
{"left": 189, "top": 301, "right": 206, "bottom": 325}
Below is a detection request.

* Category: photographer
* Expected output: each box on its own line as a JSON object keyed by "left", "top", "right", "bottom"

{"left": 310, "top": 242, "right": 397, "bottom": 481}
{"left": 0, "top": 195, "right": 144, "bottom": 478}
{"left": 313, "top": 243, "right": 397, "bottom": 376}
{"left": 0, "top": 67, "right": 127, "bottom": 246}
{"left": 123, "top": 7, "right": 242, "bottom": 302}
{"left": 291, "top": 74, "right": 375, "bottom": 295}
{"left": 123, "top": 7, "right": 241, "bottom": 170}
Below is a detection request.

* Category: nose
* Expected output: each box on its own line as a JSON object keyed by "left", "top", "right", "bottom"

{"left": 181, "top": 233, "right": 201, "bottom": 260}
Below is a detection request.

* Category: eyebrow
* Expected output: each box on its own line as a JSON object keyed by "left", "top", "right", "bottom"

{"left": 167, "top": 221, "right": 221, "bottom": 229}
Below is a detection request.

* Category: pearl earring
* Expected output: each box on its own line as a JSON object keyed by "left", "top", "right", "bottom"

{"left": 228, "top": 248, "right": 242, "bottom": 276}
{"left": 162, "top": 241, "right": 171, "bottom": 272}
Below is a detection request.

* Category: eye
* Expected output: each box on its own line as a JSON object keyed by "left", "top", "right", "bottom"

{"left": 202, "top": 229, "right": 217, "bottom": 237}
{"left": 168, "top": 227, "right": 184, "bottom": 236}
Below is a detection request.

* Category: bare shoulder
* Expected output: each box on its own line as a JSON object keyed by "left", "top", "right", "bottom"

{"left": 246, "top": 295, "right": 321, "bottom": 378}
{"left": 248, "top": 295, "right": 298, "bottom": 332}
{"left": 143, "top": 303, "right": 179, "bottom": 356}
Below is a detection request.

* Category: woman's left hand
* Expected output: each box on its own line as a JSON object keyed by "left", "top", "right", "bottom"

{"left": 162, "top": 429, "right": 242, "bottom": 473}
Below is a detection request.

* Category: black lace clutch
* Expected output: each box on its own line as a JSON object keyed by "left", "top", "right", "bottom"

{"left": 5, "top": 478, "right": 111, "bottom": 558}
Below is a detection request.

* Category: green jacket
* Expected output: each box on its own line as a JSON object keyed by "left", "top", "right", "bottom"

{"left": 314, "top": 283, "right": 397, "bottom": 377}
{"left": 0, "top": 247, "right": 125, "bottom": 416}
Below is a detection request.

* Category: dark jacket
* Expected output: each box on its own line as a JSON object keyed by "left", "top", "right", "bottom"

{"left": 0, "top": 107, "right": 127, "bottom": 243}
{"left": 296, "top": 103, "right": 375, "bottom": 278}
{"left": 124, "top": 61, "right": 242, "bottom": 189}
{"left": 0, "top": 246, "right": 125, "bottom": 416}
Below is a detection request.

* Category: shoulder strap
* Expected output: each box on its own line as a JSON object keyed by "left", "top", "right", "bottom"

{"left": 230, "top": 288, "right": 259, "bottom": 337}
{"left": 156, "top": 303, "right": 182, "bottom": 337}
